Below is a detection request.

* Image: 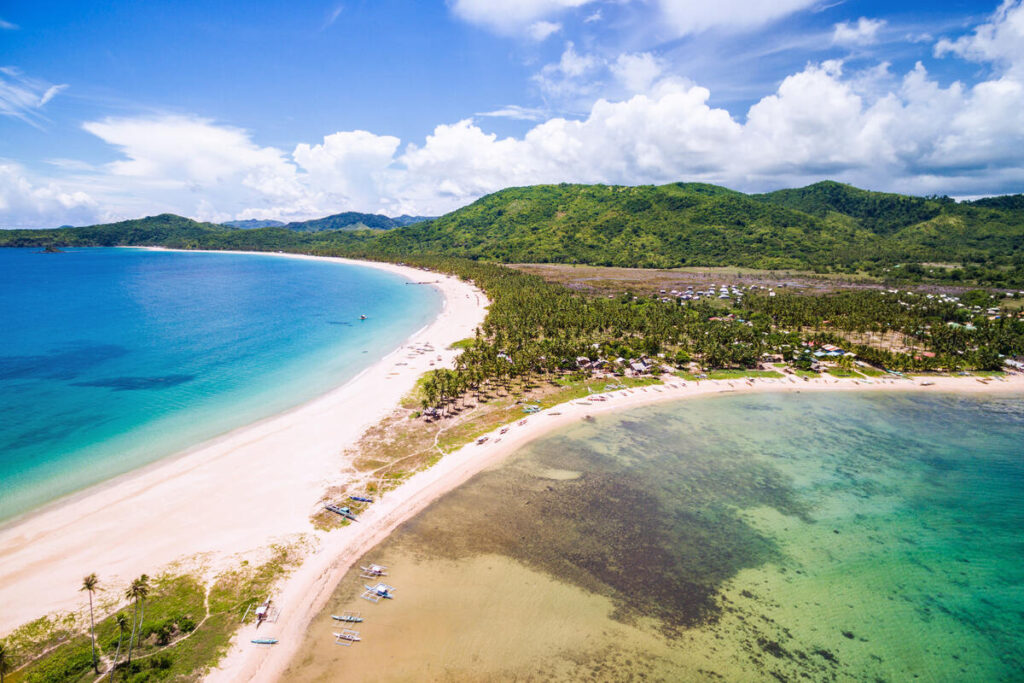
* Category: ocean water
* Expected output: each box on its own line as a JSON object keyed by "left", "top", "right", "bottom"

{"left": 0, "top": 248, "right": 440, "bottom": 521}
{"left": 287, "top": 391, "right": 1024, "bottom": 682}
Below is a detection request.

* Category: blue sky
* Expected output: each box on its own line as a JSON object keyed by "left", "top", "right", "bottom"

{"left": 1, "top": 0, "right": 1022, "bottom": 227}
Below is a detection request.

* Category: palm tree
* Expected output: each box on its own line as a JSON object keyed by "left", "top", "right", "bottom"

{"left": 0, "top": 641, "right": 11, "bottom": 683}
{"left": 81, "top": 573, "right": 100, "bottom": 674}
{"left": 124, "top": 574, "right": 149, "bottom": 664}
{"left": 108, "top": 613, "right": 128, "bottom": 680}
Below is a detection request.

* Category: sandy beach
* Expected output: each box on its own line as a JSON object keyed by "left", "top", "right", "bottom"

{"left": 208, "top": 370, "right": 1024, "bottom": 682}
{"left": 0, "top": 253, "right": 487, "bottom": 634}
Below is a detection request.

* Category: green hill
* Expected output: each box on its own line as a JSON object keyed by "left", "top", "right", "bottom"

{"left": 281, "top": 211, "right": 432, "bottom": 232}
{"left": 361, "top": 182, "right": 1024, "bottom": 275}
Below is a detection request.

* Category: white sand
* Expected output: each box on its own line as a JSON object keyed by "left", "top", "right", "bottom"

{"left": 210, "top": 370, "right": 1024, "bottom": 682}
{"left": 0, "top": 253, "right": 487, "bottom": 635}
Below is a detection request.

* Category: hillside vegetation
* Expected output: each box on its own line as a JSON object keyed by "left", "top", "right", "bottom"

{"left": 279, "top": 211, "right": 432, "bottom": 232}
{"left": 2, "top": 181, "right": 1022, "bottom": 285}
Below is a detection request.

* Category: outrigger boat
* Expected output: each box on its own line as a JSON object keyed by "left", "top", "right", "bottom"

{"left": 361, "top": 582, "right": 396, "bottom": 603}
{"left": 331, "top": 611, "right": 364, "bottom": 623}
{"left": 360, "top": 564, "right": 388, "bottom": 578}
{"left": 251, "top": 638, "right": 278, "bottom": 645}
{"left": 349, "top": 495, "right": 374, "bottom": 503}
{"left": 325, "top": 504, "right": 359, "bottom": 522}
{"left": 334, "top": 629, "right": 361, "bottom": 646}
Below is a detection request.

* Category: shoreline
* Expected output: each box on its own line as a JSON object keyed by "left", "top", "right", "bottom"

{"left": 0, "top": 251, "right": 488, "bottom": 634}
{"left": 209, "top": 371, "right": 1024, "bottom": 682}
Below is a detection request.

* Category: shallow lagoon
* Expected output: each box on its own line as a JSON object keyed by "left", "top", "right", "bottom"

{"left": 288, "top": 391, "right": 1024, "bottom": 681}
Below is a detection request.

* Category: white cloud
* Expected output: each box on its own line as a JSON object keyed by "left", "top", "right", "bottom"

{"left": 0, "top": 162, "right": 98, "bottom": 228}
{"left": 655, "top": 0, "right": 819, "bottom": 36}
{"left": 0, "top": 67, "right": 68, "bottom": 127}
{"left": 935, "top": 0, "right": 1024, "bottom": 78}
{"left": 527, "top": 20, "right": 562, "bottom": 41}
{"left": 833, "top": 17, "right": 887, "bottom": 45}
{"left": 449, "top": 0, "right": 594, "bottom": 34}
{"left": 611, "top": 53, "right": 666, "bottom": 94}
{"left": 532, "top": 42, "right": 604, "bottom": 104}
{"left": 475, "top": 105, "right": 548, "bottom": 120}
{"left": 0, "top": 18, "right": 18, "bottom": 30}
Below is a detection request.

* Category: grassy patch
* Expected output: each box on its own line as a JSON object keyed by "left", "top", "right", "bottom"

{"left": 705, "top": 369, "right": 784, "bottom": 380}
{"left": 856, "top": 366, "right": 887, "bottom": 377}
{"left": 7, "top": 546, "right": 299, "bottom": 683}
{"left": 826, "top": 367, "right": 864, "bottom": 379}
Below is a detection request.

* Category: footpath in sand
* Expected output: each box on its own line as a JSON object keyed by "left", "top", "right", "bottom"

{"left": 0, "top": 255, "right": 487, "bottom": 635}
{"left": 210, "top": 370, "right": 1024, "bottom": 682}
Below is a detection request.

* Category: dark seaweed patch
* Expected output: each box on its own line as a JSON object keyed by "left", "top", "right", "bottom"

{"left": 0, "top": 343, "right": 128, "bottom": 381}
{"left": 393, "top": 428, "right": 802, "bottom": 632}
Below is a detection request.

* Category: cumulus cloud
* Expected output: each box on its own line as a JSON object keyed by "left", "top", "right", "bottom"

{"left": 611, "top": 53, "right": 666, "bottom": 94}
{"left": 0, "top": 162, "right": 98, "bottom": 228}
{"left": 833, "top": 17, "right": 887, "bottom": 45}
{"left": 935, "top": 0, "right": 1024, "bottom": 77}
{"left": 0, "top": 67, "right": 69, "bottom": 127}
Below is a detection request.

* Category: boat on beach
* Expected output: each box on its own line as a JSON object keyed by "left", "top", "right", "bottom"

{"left": 325, "top": 504, "right": 359, "bottom": 522}
{"left": 349, "top": 495, "right": 374, "bottom": 503}
{"left": 251, "top": 638, "right": 278, "bottom": 645}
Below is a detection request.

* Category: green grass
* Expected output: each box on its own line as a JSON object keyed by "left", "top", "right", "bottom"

{"left": 7, "top": 546, "right": 298, "bottom": 683}
{"left": 706, "top": 369, "right": 784, "bottom": 380}
{"left": 856, "top": 366, "right": 887, "bottom": 377}
{"left": 794, "top": 369, "right": 821, "bottom": 378}
{"left": 826, "top": 367, "right": 865, "bottom": 378}
{"left": 676, "top": 369, "right": 783, "bottom": 380}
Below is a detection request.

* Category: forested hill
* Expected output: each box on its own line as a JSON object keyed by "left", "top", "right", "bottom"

{"left": 1, "top": 181, "right": 1022, "bottom": 284}
{"left": 362, "top": 182, "right": 1024, "bottom": 274}
{"left": 280, "top": 211, "right": 433, "bottom": 232}
{"left": 0, "top": 214, "right": 228, "bottom": 247}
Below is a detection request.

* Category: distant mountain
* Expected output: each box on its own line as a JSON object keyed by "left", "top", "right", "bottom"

{"left": 0, "top": 214, "right": 228, "bottom": 247}
{"left": 222, "top": 219, "right": 285, "bottom": 229}
{"left": 281, "top": 212, "right": 433, "bottom": 232}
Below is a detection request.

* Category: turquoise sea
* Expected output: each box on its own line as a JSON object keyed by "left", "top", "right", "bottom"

{"left": 289, "top": 391, "right": 1024, "bottom": 682}
{"left": 0, "top": 248, "right": 440, "bottom": 522}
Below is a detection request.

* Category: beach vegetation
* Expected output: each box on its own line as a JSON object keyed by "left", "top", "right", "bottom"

{"left": 4, "top": 546, "right": 297, "bottom": 683}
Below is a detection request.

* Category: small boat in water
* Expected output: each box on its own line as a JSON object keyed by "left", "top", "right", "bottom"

{"left": 332, "top": 612, "right": 364, "bottom": 623}
{"left": 360, "top": 314, "right": 367, "bottom": 320}
{"left": 251, "top": 638, "right": 278, "bottom": 645}
{"left": 334, "top": 629, "right": 361, "bottom": 646}
{"left": 361, "top": 582, "right": 396, "bottom": 603}
{"left": 349, "top": 495, "right": 373, "bottom": 503}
